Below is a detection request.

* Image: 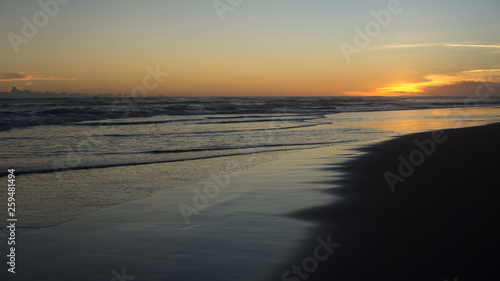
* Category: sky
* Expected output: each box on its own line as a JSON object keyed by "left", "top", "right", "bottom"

{"left": 1, "top": 0, "right": 499, "bottom": 96}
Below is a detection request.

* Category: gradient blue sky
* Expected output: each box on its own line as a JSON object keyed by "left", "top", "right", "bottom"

{"left": 1, "top": 0, "right": 499, "bottom": 96}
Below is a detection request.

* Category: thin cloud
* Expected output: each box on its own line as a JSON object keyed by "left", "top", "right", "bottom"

{"left": 372, "top": 43, "right": 442, "bottom": 49}
{"left": 373, "top": 43, "right": 500, "bottom": 51}
{"left": 378, "top": 69, "right": 500, "bottom": 96}
{"left": 444, "top": 43, "right": 500, "bottom": 49}
{"left": 0, "top": 72, "right": 77, "bottom": 82}
{"left": 445, "top": 43, "right": 500, "bottom": 55}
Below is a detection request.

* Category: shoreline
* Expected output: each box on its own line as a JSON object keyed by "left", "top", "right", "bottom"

{"left": 3, "top": 106, "right": 499, "bottom": 231}
{"left": 1, "top": 140, "right": 357, "bottom": 280}
{"left": 1, "top": 110, "right": 500, "bottom": 280}
{"left": 269, "top": 122, "right": 500, "bottom": 281}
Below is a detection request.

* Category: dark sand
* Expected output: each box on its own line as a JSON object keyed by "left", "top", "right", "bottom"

{"left": 270, "top": 122, "right": 500, "bottom": 281}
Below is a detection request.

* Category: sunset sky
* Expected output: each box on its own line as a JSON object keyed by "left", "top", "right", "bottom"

{"left": 1, "top": 0, "right": 499, "bottom": 96}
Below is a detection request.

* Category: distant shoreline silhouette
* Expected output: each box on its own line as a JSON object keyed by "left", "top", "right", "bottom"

{"left": 0, "top": 87, "right": 113, "bottom": 99}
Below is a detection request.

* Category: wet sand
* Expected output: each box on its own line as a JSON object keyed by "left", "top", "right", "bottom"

{"left": 0, "top": 143, "right": 354, "bottom": 281}
{"left": 2, "top": 110, "right": 500, "bottom": 281}
{"left": 271, "top": 122, "right": 500, "bottom": 281}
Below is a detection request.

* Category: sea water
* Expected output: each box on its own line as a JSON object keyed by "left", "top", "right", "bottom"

{"left": 1, "top": 96, "right": 499, "bottom": 228}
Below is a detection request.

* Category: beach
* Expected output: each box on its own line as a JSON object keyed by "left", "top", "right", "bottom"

{"left": 1, "top": 107, "right": 500, "bottom": 281}
{"left": 271, "top": 122, "right": 500, "bottom": 281}
{"left": 3, "top": 0, "right": 500, "bottom": 279}
{"left": 2, "top": 133, "right": 355, "bottom": 280}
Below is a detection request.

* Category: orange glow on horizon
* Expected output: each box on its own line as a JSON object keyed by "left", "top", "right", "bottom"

{"left": 377, "top": 83, "right": 423, "bottom": 96}
{"left": 375, "top": 69, "right": 500, "bottom": 97}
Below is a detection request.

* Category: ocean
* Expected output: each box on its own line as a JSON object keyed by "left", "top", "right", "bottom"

{"left": 1, "top": 96, "right": 500, "bottom": 229}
